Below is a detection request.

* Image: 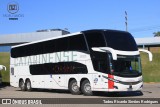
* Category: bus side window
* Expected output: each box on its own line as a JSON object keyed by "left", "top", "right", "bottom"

{"left": 84, "top": 32, "right": 110, "bottom": 73}
{"left": 68, "top": 34, "right": 87, "bottom": 51}
{"left": 84, "top": 32, "right": 106, "bottom": 48}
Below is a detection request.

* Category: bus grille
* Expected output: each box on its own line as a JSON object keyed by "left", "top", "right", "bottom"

{"left": 119, "top": 81, "right": 141, "bottom": 85}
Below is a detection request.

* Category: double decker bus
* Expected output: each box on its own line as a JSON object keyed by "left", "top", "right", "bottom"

{"left": 10, "top": 29, "right": 152, "bottom": 95}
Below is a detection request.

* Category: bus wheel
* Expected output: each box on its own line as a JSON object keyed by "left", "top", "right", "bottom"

{"left": 81, "top": 80, "right": 93, "bottom": 96}
{"left": 26, "top": 79, "right": 32, "bottom": 91}
{"left": 69, "top": 79, "right": 81, "bottom": 95}
{"left": 19, "top": 80, "right": 26, "bottom": 91}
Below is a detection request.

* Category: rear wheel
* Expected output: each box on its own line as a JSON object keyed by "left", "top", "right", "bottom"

{"left": 19, "top": 80, "right": 26, "bottom": 91}
{"left": 81, "top": 80, "right": 93, "bottom": 96}
{"left": 69, "top": 79, "right": 81, "bottom": 95}
{"left": 26, "top": 79, "right": 32, "bottom": 91}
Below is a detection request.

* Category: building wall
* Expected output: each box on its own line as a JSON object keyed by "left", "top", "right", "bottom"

{"left": 0, "top": 29, "right": 70, "bottom": 52}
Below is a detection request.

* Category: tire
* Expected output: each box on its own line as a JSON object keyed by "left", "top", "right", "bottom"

{"left": 81, "top": 80, "right": 93, "bottom": 96}
{"left": 69, "top": 79, "right": 81, "bottom": 95}
{"left": 26, "top": 80, "right": 32, "bottom": 91}
{"left": 19, "top": 80, "right": 26, "bottom": 91}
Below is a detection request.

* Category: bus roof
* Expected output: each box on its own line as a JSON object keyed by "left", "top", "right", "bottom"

{"left": 82, "top": 29, "right": 128, "bottom": 33}
{"left": 11, "top": 29, "right": 128, "bottom": 48}
{"left": 12, "top": 32, "right": 81, "bottom": 48}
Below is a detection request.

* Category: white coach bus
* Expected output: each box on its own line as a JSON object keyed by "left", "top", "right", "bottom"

{"left": 10, "top": 29, "right": 152, "bottom": 95}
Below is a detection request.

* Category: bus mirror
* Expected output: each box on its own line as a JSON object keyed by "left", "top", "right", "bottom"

{"left": 0, "top": 65, "right": 6, "bottom": 71}
{"left": 92, "top": 47, "right": 117, "bottom": 60}
{"left": 139, "top": 49, "right": 153, "bottom": 61}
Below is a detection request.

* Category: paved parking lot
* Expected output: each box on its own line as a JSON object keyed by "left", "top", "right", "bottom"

{"left": 0, "top": 83, "right": 160, "bottom": 107}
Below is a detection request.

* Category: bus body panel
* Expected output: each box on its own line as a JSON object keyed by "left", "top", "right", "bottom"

{"left": 10, "top": 29, "right": 145, "bottom": 94}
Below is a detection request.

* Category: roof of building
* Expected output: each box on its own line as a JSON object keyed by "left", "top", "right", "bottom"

{"left": 0, "top": 29, "right": 70, "bottom": 46}
{"left": 0, "top": 29, "right": 159, "bottom": 47}
{"left": 135, "top": 37, "right": 160, "bottom": 46}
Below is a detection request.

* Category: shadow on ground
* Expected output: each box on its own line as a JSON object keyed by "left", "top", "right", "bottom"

{"left": 15, "top": 88, "right": 143, "bottom": 97}
{"left": 0, "top": 82, "right": 10, "bottom": 89}
{"left": 93, "top": 91, "right": 143, "bottom": 97}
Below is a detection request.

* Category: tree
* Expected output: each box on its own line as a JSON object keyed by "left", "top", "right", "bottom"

{"left": 153, "top": 31, "right": 160, "bottom": 37}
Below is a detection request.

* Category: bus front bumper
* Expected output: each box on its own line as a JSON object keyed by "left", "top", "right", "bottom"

{"left": 108, "top": 82, "right": 143, "bottom": 92}
{"left": 92, "top": 81, "right": 143, "bottom": 92}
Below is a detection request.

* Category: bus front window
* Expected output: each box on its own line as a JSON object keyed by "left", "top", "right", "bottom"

{"left": 111, "top": 56, "right": 142, "bottom": 77}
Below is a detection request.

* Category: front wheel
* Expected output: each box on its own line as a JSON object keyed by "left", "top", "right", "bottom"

{"left": 69, "top": 79, "right": 81, "bottom": 95}
{"left": 81, "top": 80, "right": 93, "bottom": 96}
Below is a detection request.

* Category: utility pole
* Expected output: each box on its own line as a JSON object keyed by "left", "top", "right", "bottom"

{"left": 125, "top": 11, "right": 128, "bottom": 31}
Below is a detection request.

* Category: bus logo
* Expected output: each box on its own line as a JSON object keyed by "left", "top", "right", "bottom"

{"left": 7, "top": 2, "right": 19, "bottom": 14}
{"left": 2, "top": 99, "right": 11, "bottom": 104}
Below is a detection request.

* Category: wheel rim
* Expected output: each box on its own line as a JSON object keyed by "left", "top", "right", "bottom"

{"left": 72, "top": 82, "right": 79, "bottom": 92}
{"left": 84, "top": 83, "right": 91, "bottom": 93}
{"left": 26, "top": 82, "right": 31, "bottom": 89}
{"left": 20, "top": 81, "right": 24, "bottom": 89}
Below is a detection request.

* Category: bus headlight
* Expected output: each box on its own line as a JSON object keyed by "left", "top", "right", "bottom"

{"left": 102, "top": 75, "right": 120, "bottom": 83}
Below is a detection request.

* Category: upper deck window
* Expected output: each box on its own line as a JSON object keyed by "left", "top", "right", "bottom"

{"left": 105, "top": 31, "right": 138, "bottom": 51}
{"left": 84, "top": 32, "right": 106, "bottom": 49}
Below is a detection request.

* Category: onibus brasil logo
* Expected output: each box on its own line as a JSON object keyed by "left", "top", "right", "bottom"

{"left": 3, "top": 1, "right": 24, "bottom": 20}
{"left": 7, "top": 1, "right": 19, "bottom": 14}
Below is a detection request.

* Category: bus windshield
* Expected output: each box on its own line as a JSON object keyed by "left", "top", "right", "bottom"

{"left": 111, "top": 56, "right": 142, "bottom": 77}
{"left": 105, "top": 31, "right": 138, "bottom": 51}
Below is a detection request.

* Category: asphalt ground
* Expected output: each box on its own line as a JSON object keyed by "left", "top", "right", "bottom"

{"left": 0, "top": 83, "right": 160, "bottom": 107}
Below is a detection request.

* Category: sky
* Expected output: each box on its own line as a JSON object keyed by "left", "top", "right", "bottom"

{"left": 0, "top": 0, "right": 160, "bottom": 38}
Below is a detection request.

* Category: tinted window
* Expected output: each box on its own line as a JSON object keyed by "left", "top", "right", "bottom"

{"left": 55, "top": 37, "right": 68, "bottom": 52}
{"left": 91, "top": 52, "right": 110, "bottom": 73}
{"left": 105, "top": 31, "right": 138, "bottom": 51}
{"left": 43, "top": 40, "right": 55, "bottom": 53}
{"left": 11, "top": 40, "right": 55, "bottom": 58}
{"left": 29, "top": 62, "right": 88, "bottom": 75}
{"left": 84, "top": 31, "right": 108, "bottom": 73}
{"left": 68, "top": 34, "right": 87, "bottom": 51}
{"left": 85, "top": 32, "right": 106, "bottom": 49}
{"left": 11, "top": 34, "right": 88, "bottom": 58}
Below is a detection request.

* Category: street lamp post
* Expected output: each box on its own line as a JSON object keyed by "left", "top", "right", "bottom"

{"left": 125, "top": 11, "right": 128, "bottom": 32}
